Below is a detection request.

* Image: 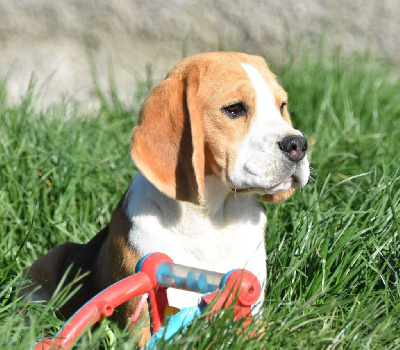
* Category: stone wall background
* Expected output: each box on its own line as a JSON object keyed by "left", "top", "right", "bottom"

{"left": 0, "top": 0, "right": 399, "bottom": 106}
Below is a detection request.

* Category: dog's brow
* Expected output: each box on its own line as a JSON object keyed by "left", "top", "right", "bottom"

{"left": 240, "top": 63, "right": 279, "bottom": 123}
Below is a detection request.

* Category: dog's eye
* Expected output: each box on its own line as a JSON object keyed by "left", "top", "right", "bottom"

{"left": 222, "top": 103, "right": 247, "bottom": 119}
{"left": 280, "top": 101, "right": 287, "bottom": 116}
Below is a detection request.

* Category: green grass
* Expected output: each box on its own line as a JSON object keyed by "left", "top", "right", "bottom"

{"left": 1, "top": 46, "right": 399, "bottom": 349}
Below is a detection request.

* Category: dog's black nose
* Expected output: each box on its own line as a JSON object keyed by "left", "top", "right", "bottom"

{"left": 278, "top": 135, "right": 308, "bottom": 162}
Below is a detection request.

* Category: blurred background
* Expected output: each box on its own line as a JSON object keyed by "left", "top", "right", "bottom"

{"left": 0, "top": 0, "right": 399, "bottom": 107}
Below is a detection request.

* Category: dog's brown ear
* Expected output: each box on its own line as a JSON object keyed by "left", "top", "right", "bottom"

{"left": 130, "top": 66, "right": 204, "bottom": 204}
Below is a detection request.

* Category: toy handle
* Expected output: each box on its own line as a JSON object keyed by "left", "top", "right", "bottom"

{"left": 156, "top": 263, "right": 225, "bottom": 293}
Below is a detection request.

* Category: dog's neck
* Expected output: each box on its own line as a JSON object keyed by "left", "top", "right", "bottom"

{"left": 123, "top": 171, "right": 262, "bottom": 228}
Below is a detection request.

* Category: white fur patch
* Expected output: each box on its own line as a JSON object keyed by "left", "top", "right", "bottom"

{"left": 228, "top": 63, "right": 309, "bottom": 193}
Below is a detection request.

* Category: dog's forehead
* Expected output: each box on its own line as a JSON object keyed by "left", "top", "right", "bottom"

{"left": 168, "top": 52, "right": 287, "bottom": 100}
{"left": 174, "top": 52, "right": 287, "bottom": 103}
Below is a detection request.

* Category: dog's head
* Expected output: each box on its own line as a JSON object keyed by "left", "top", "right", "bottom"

{"left": 131, "top": 52, "right": 309, "bottom": 204}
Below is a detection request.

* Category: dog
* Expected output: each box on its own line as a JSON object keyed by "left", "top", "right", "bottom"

{"left": 25, "top": 52, "right": 309, "bottom": 341}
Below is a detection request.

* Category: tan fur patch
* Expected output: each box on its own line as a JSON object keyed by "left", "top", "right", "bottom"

{"left": 96, "top": 201, "right": 151, "bottom": 343}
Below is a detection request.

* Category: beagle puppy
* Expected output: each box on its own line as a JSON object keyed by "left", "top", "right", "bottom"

{"left": 26, "top": 52, "right": 309, "bottom": 340}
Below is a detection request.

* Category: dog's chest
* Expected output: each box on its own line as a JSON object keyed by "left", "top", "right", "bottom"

{"left": 129, "top": 201, "right": 266, "bottom": 270}
{"left": 124, "top": 174, "right": 267, "bottom": 308}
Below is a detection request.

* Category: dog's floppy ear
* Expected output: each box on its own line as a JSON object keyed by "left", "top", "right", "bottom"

{"left": 130, "top": 66, "right": 204, "bottom": 204}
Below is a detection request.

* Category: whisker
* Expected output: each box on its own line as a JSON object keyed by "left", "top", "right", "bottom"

{"left": 308, "top": 175, "right": 317, "bottom": 183}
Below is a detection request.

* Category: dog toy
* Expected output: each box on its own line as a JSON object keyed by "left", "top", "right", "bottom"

{"left": 34, "top": 252, "right": 261, "bottom": 349}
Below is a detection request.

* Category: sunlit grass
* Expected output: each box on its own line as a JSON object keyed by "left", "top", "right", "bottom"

{"left": 0, "top": 46, "right": 399, "bottom": 349}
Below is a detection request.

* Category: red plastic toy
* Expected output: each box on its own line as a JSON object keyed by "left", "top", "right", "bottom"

{"left": 34, "top": 252, "right": 261, "bottom": 349}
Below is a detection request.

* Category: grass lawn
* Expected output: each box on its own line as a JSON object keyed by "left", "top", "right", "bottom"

{"left": 0, "top": 47, "right": 399, "bottom": 349}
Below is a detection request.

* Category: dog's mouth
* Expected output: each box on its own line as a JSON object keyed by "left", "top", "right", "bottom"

{"left": 233, "top": 175, "right": 300, "bottom": 195}
{"left": 291, "top": 174, "right": 304, "bottom": 188}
